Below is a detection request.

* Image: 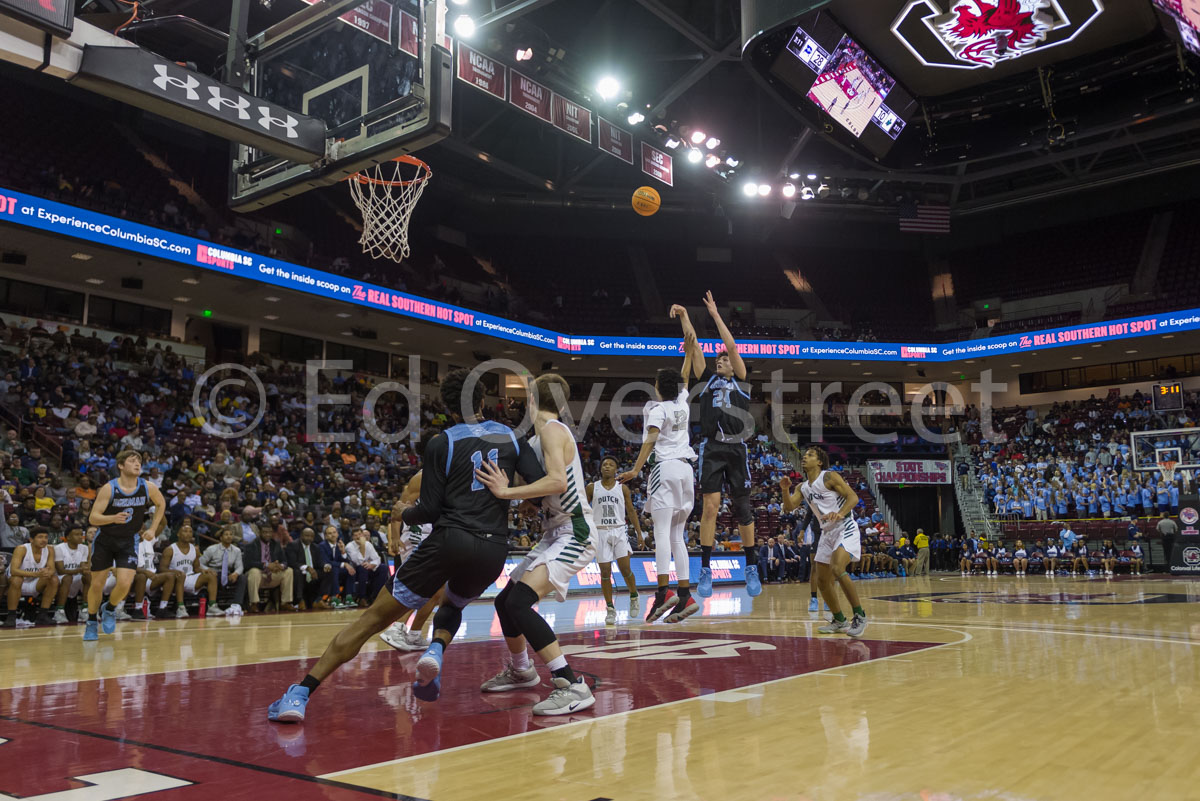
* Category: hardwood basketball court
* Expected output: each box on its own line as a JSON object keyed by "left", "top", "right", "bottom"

{"left": 2, "top": 575, "right": 1196, "bottom": 801}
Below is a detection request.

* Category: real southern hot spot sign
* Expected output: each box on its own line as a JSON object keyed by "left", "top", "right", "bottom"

{"left": 868, "top": 460, "right": 950, "bottom": 485}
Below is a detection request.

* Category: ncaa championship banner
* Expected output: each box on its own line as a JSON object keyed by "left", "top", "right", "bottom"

{"left": 868, "top": 460, "right": 951, "bottom": 485}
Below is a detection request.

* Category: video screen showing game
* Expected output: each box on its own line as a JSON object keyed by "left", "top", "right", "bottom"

{"left": 1153, "top": 0, "right": 1200, "bottom": 56}
{"left": 769, "top": 13, "right": 914, "bottom": 157}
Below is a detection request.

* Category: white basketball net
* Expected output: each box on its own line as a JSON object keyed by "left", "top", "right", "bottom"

{"left": 1159, "top": 460, "right": 1178, "bottom": 484}
{"left": 348, "top": 157, "right": 431, "bottom": 263}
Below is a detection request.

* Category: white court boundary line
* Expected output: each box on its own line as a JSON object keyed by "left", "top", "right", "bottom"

{"left": 318, "top": 623, "right": 973, "bottom": 779}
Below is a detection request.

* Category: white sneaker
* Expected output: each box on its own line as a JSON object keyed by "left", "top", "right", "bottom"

{"left": 481, "top": 661, "right": 541, "bottom": 692}
{"left": 846, "top": 614, "right": 868, "bottom": 638}
{"left": 114, "top": 607, "right": 132, "bottom": 621}
{"left": 226, "top": 604, "right": 244, "bottom": 617}
{"left": 176, "top": 606, "right": 189, "bottom": 619}
{"left": 628, "top": 595, "right": 640, "bottom": 617}
{"left": 15, "top": 618, "right": 34, "bottom": 629}
{"left": 817, "top": 618, "right": 851, "bottom": 634}
{"left": 52, "top": 609, "right": 69, "bottom": 625}
{"left": 208, "top": 605, "right": 227, "bottom": 616}
{"left": 604, "top": 606, "right": 616, "bottom": 626}
{"left": 532, "top": 677, "right": 594, "bottom": 716}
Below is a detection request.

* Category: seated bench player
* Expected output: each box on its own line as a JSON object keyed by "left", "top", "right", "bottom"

{"left": 161, "top": 523, "right": 217, "bottom": 617}
{"left": 132, "top": 533, "right": 175, "bottom": 619}
{"left": 53, "top": 525, "right": 91, "bottom": 623}
{"left": 3, "top": 527, "right": 58, "bottom": 627}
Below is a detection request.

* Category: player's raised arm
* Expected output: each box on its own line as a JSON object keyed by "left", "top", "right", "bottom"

{"left": 702, "top": 290, "right": 746, "bottom": 381}
{"left": 618, "top": 426, "right": 660, "bottom": 484}
{"left": 671, "top": 304, "right": 705, "bottom": 380}
{"left": 780, "top": 474, "right": 803, "bottom": 512}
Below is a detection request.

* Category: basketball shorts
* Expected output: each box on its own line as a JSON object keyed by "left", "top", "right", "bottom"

{"left": 595, "top": 526, "right": 632, "bottom": 564}
{"left": 18, "top": 577, "right": 42, "bottom": 597}
{"left": 182, "top": 573, "right": 200, "bottom": 594}
{"left": 66, "top": 574, "right": 84, "bottom": 599}
{"left": 91, "top": 533, "right": 138, "bottom": 572}
{"left": 815, "top": 518, "right": 862, "bottom": 565}
{"left": 647, "top": 458, "right": 695, "bottom": 514}
{"left": 390, "top": 527, "right": 509, "bottom": 610}
{"left": 508, "top": 519, "right": 597, "bottom": 603}
{"left": 698, "top": 440, "right": 750, "bottom": 496}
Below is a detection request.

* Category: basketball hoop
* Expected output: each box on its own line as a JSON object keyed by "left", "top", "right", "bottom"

{"left": 348, "top": 155, "right": 431, "bottom": 263}
{"left": 1158, "top": 460, "right": 1178, "bottom": 484}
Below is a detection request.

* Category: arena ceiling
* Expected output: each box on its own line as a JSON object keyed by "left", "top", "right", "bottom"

{"left": 71, "top": 0, "right": 1200, "bottom": 222}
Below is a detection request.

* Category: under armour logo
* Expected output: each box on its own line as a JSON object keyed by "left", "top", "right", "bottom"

{"left": 152, "top": 64, "right": 200, "bottom": 100}
{"left": 208, "top": 86, "right": 251, "bottom": 119}
{"left": 257, "top": 107, "right": 299, "bottom": 138}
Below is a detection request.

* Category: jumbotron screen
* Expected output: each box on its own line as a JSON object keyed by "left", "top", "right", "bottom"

{"left": 770, "top": 13, "right": 915, "bottom": 157}
{"left": 1153, "top": 0, "right": 1200, "bottom": 56}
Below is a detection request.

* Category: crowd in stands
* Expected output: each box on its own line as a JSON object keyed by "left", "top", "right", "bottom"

{"left": 962, "top": 390, "right": 1199, "bottom": 530}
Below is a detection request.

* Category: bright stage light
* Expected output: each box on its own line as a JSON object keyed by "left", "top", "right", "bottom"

{"left": 452, "top": 14, "right": 475, "bottom": 37}
{"left": 596, "top": 76, "right": 620, "bottom": 101}
{"left": 705, "top": 137, "right": 720, "bottom": 149}
{"left": 743, "top": 181, "right": 758, "bottom": 197}
{"left": 689, "top": 130, "right": 707, "bottom": 145}
{"left": 782, "top": 182, "right": 796, "bottom": 198}
{"left": 627, "top": 112, "right": 645, "bottom": 125}
{"left": 757, "top": 183, "right": 771, "bottom": 197}
{"left": 687, "top": 148, "right": 703, "bottom": 164}
{"left": 704, "top": 154, "right": 720, "bottom": 168}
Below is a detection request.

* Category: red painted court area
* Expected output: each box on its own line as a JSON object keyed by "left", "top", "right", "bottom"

{"left": 0, "top": 630, "right": 936, "bottom": 800}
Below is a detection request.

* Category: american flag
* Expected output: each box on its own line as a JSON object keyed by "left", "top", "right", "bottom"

{"left": 899, "top": 201, "right": 951, "bottom": 234}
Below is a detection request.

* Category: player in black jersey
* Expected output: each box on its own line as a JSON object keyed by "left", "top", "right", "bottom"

{"left": 684, "top": 292, "right": 761, "bottom": 598}
{"left": 269, "top": 369, "right": 554, "bottom": 723}
{"left": 83, "top": 450, "right": 166, "bottom": 641}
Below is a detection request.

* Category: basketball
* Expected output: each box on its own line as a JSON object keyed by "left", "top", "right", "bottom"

{"left": 632, "top": 186, "right": 661, "bottom": 216}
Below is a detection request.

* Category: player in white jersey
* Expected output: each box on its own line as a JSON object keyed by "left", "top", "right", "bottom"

{"left": 131, "top": 533, "right": 176, "bottom": 620}
{"left": 620, "top": 324, "right": 700, "bottom": 625}
{"left": 3, "top": 527, "right": 58, "bottom": 627}
{"left": 381, "top": 470, "right": 445, "bottom": 652}
{"left": 52, "top": 526, "right": 91, "bottom": 624}
{"left": 587, "top": 455, "right": 646, "bottom": 625}
{"left": 160, "top": 524, "right": 217, "bottom": 618}
{"left": 781, "top": 446, "right": 868, "bottom": 637}
{"left": 476, "top": 373, "right": 598, "bottom": 716}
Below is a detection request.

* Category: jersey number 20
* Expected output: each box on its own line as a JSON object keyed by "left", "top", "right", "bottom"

{"left": 470, "top": 449, "right": 500, "bottom": 491}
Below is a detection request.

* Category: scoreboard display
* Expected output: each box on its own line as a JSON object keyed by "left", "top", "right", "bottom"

{"left": 0, "top": 0, "right": 74, "bottom": 36}
{"left": 1153, "top": 381, "right": 1185, "bottom": 412}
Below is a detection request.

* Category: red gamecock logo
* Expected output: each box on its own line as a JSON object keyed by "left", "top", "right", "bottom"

{"left": 940, "top": 0, "right": 1053, "bottom": 66}
{"left": 893, "top": 0, "right": 1105, "bottom": 70}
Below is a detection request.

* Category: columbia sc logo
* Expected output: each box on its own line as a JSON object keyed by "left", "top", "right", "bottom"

{"left": 151, "top": 65, "right": 300, "bottom": 138}
{"left": 891, "top": 0, "right": 1105, "bottom": 70}
{"left": 1184, "top": 546, "right": 1200, "bottom": 567}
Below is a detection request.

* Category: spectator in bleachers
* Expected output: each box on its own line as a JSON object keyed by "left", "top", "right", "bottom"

{"left": 1044, "top": 539, "right": 1061, "bottom": 576}
{"left": 344, "top": 529, "right": 387, "bottom": 605}
{"left": 317, "top": 525, "right": 352, "bottom": 609}
{"left": 286, "top": 527, "right": 329, "bottom": 611}
{"left": 959, "top": 541, "right": 974, "bottom": 576}
{"left": 244, "top": 524, "right": 295, "bottom": 613}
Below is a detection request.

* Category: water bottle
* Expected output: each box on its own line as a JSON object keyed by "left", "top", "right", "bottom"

{"left": 198, "top": 597, "right": 207, "bottom": 618}
{"left": 142, "top": 599, "right": 150, "bottom": 619}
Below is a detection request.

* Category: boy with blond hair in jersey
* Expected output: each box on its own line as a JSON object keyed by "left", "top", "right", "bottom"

{"left": 782, "top": 446, "right": 868, "bottom": 637}
{"left": 475, "top": 373, "right": 600, "bottom": 715}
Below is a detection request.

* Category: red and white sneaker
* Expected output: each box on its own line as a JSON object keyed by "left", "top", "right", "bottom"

{"left": 645, "top": 591, "right": 678, "bottom": 623}
{"left": 665, "top": 596, "right": 699, "bottom": 624}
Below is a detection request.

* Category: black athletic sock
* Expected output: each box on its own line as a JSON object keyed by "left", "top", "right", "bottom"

{"left": 811, "top": 591, "right": 818, "bottom": 600}
{"left": 300, "top": 674, "right": 321, "bottom": 693}
{"left": 654, "top": 586, "right": 667, "bottom": 606}
{"left": 677, "top": 586, "right": 691, "bottom": 606}
{"left": 86, "top": 612, "right": 96, "bottom": 623}
{"left": 744, "top": 547, "right": 758, "bottom": 567}
{"left": 551, "top": 664, "right": 577, "bottom": 683}
{"left": 701, "top": 545, "right": 713, "bottom": 569}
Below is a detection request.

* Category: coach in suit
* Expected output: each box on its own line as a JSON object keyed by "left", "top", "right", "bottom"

{"left": 242, "top": 528, "right": 295, "bottom": 612}
{"left": 286, "top": 527, "right": 329, "bottom": 610}
{"left": 317, "top": 524, "right": 350, "bottom": 602}
{"left": 761, "top": 537, "right": 793, "bottom": 583}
